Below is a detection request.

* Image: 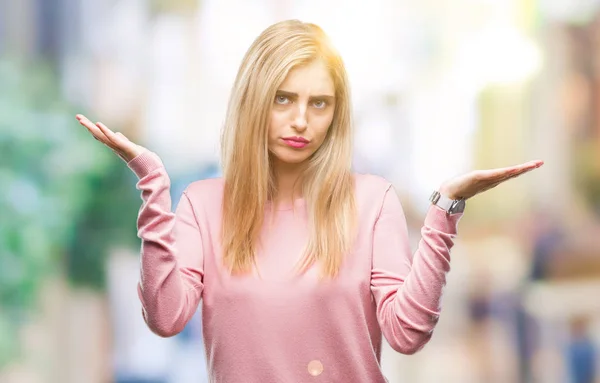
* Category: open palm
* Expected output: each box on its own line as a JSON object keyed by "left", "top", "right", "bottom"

{"left": 76, "top": 114, "right": 147, "bottom": 163}
{"left": 439, "top": 160, "right": 544, "bottom": 200}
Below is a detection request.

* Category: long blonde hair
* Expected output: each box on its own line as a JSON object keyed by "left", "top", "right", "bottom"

{"left": 220, "top": 19, "right": 356, "bottom": 279}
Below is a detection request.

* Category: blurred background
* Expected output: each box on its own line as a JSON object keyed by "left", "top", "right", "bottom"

{"left": 2, "top": 0, "right": 600, "bottom": 382}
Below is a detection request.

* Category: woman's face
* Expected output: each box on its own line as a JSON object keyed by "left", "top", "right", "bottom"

{"left": 268, "top": 60, "right": 336, "bottom": 168}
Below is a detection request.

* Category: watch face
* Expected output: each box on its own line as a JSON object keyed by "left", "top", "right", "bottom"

{"left": 452, "top": 199, "right": 466, "bottom": 213}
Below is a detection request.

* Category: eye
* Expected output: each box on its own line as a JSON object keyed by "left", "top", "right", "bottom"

{"left": 313, "top": 100, "right": 327, "bottom": 109}
{"left": 275, "top": 95, "right": 290, "bottom": 105}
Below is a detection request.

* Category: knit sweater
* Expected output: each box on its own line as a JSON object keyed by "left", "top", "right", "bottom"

{"left": 126, "top": 149, "right": 463, "bottom": 383}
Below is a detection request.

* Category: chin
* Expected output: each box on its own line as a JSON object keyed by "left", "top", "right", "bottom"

{"left": 271, "top": 148, "right": 312, "bottom": 165}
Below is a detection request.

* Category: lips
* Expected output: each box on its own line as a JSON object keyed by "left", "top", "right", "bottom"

{"left": 282, "top": 136, "right": 309, "bottom": 143}
{"left": 281, "top": 136, "right": 310, "bottom": 149}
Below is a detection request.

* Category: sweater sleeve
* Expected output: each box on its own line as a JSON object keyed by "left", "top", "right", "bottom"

{"left": 370, "top": 184, "right": 462, "bottom": 354}
{"left": 126, "top": 150, "right": 204, "bottom": 337}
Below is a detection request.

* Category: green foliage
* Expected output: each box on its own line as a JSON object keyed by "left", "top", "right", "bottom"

{"left": 0, "top": 57, "right": 140, "bottom": 367}
{"left": 65, "top": 157, "right": 141, "bottom": 289}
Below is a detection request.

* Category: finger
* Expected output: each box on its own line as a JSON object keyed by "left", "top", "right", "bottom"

{"left": 490, "top": 166, "right": 538, "bottom": 189}
{"left": 95, "top": 122, "right": 120, "bottom": 146}
{"left": 114, "top": 131, "right": 130, "bottom": 142}
{"left": 78, "top": 116, "right": 105, "bottom": 139}
{"left": 488, "top": 168, "right": 532, "bottom": 187}
{"left": 76, "top": 115, "right": 134, "bottom": 162}
{"left": 482, "top": 161, "right": 542, "bottom": 180}
{"left": 76, "top": 114, "right": 98, "bottom": 135}
{"left": 525, "top": 159, "right": 544, "bottom": 168}
{"left": 472, "top": 168, "right": 530, "bottom": 195}
{"left": 498, "top": 167, "right": 534, "bottom": 182}
{"left": 486, "top": 166, "right": 525, "bottom": 179}
{"left": 472, "top": 162, "right": 542, "bottom": 197}
{"left": 77, "top": 115, "right": 112, "bottom": 146}
{"left": 98, "top": 123, "right": 136, "bottom": 154}
{"left": 509, "top": 160, "right": 544, "bottom": 172}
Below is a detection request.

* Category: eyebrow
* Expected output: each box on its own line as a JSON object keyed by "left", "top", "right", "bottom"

{"left": 276, "top": 90, "right": 335, "bottom": 101}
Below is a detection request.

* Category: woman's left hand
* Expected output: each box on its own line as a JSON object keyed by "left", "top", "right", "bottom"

{"left": 438, "top": 159, "right": 544, "bottom": 200}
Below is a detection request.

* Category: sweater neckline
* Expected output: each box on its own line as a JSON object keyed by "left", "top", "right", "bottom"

{"left": 266, "top": 197, "right": 306, "bottom": 211}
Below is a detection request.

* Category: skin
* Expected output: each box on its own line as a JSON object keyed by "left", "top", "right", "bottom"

{"left": 76, "top": 61, "right": 543, "bottom": 205}
{"left": 267, "top": 60, "right": 336, "bottom": 205}
{"left": 438, "top": 160, "right": 544, "bottom": 200}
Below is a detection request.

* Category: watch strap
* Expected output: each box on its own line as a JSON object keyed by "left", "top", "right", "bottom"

{"left": 429, "top": 190, "right": 465, "bottom": 214}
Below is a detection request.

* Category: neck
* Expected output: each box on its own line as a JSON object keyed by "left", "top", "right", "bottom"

{"left": 271, "top": 159, "right": 306, "bottom": 206}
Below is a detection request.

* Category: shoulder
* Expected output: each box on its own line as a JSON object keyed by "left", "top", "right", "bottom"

{"left": 352, "top": 172, "right": 396, "bottom": 213}
{"left": 353, "top": 172, "right": 394, "bottom": 199}
{"left": 182, "top": 177, "right": 225, "bottom": 204}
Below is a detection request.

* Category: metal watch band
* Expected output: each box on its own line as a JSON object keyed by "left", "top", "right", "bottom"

{"left": 429, "top": 190, "right": 465, "bottom": 214}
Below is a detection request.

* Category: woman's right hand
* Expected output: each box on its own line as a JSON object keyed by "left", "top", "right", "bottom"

{"left": 76, "top": 114, "right": 147, "bottom": 163}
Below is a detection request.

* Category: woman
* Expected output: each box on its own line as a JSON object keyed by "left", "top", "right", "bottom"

{"left": 77, "top": 19, "right": 543, "bottom": 383}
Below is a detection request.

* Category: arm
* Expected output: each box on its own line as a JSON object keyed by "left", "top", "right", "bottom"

{"left": 127, "top": 150, "right": 204, "bottom": 337}
{"left": 370, "top": 184, "right": 462, "bottom": 354}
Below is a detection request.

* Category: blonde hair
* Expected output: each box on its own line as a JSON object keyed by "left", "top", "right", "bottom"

{"left": 220, "top": 19, "right": 356, "bottom": 279}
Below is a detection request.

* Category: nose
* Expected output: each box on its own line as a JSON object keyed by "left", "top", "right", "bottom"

{"left": 291, "top": 104, "right": 308, "bottom": 131}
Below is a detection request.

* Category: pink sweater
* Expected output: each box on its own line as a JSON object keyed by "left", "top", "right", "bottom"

{"left": 127, "top": 150, "right": 463, "bottom": 383}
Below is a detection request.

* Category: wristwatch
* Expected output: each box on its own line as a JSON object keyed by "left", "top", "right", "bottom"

{"left": 429, "top": 190, "right": 466, "bottom": 214}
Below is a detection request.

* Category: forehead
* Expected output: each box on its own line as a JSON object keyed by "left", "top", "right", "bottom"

{"left": 278, "top": 60, "right": 335, "bottom": 95}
